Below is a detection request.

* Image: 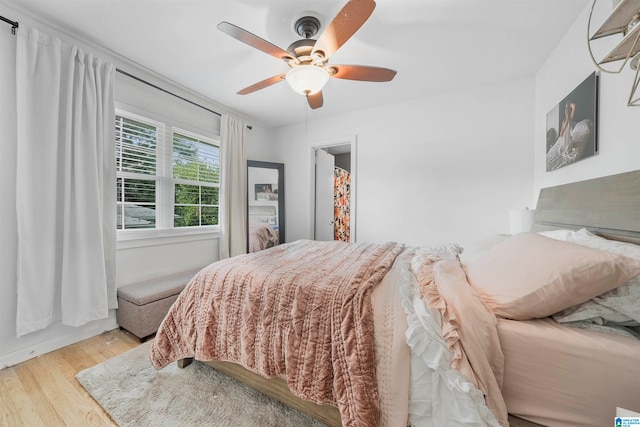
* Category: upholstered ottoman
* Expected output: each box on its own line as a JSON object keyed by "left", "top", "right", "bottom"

{"left": 117, "top": 268, "right": 201, "bottom": 341}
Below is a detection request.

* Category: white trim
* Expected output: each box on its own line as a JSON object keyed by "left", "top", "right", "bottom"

{"left": 117, "top": 227, "right": 219, "bottom": 250}
{"left": 351, "top": 139, "right": 357, "bottom": 242}
{"left": 309, "top": 135, "right": 357, "bottom": 242}
{"left": 0, "top": 316, "right": 119, "bottom": 369}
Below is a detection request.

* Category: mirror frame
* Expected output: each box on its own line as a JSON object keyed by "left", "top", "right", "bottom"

{"left": 247, "top": 160, "right": 285, "bottom": 249}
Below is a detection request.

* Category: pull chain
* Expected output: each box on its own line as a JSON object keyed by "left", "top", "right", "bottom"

{"left": 298, "top": 96, "right": 310, "bottom": 137}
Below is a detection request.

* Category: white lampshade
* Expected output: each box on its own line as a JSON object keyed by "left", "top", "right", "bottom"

{"left": 286, "top": 66, "right": 330, "bottom": 95}
{"left": 509, "top": 209, "right": 536, "bottom": 234}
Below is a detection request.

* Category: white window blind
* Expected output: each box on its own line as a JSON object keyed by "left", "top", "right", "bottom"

{"left": 116, "top": 113, "right": 161, "bottom": 230}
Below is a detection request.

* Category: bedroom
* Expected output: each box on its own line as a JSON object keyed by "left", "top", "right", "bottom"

{"left": 1, "top": 0, "right": 640, "bottom": 425}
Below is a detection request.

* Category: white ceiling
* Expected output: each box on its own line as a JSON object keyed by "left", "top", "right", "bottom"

{"left": 5, "top": 0, "right": 590, "bottom": 128}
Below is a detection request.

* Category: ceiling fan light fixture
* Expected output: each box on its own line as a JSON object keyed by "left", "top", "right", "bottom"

{"left": 218, "top": 0, "right": 392, "bottom": 108}
{"left": 286, "top": 66, "right": 330, "bottom": 95}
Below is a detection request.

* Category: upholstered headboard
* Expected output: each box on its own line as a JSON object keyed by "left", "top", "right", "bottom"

{"left": 531, "top": 170, "right": 640, "bottom": 244}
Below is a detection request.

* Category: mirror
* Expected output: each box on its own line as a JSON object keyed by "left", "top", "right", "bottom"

{"left": 247, "top": 161, "right": 285, "bottom": 253}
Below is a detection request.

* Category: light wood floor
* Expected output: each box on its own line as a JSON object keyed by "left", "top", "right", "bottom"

{"left": 1, "top": 329, "right": 544, "bottom": 427}
{"left": 0, "top": 329, "right": 140, "bottom": 427}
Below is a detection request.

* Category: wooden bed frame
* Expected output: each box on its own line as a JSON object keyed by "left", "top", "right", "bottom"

{"left": 202, "top": 360, "right": 341, "bottom": 426}
{"left": 177, "top": 348, "right": 342, "bottom": 425}
{"left": 178, "top": 169, "right": 640, "bottom": 427}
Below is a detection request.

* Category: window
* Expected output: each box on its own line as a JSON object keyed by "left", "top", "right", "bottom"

{"left": 115, "top": 110, "right": 220, "bottom": 232}
{"left": 172, "top": 131, "right": 220, "bottom": 227}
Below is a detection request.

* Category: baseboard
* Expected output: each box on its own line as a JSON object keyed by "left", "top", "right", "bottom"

{"left": 0, "top": 317, "right": 119, "bottom": 369}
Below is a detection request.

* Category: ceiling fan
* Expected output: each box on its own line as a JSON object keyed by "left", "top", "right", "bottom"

{"left": 217, "top": 0, "right": 397, "bottom": 109}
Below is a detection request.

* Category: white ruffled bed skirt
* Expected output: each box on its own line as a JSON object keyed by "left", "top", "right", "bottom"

{"left": 400, "top": 252, "right": 500, "bottom": 427}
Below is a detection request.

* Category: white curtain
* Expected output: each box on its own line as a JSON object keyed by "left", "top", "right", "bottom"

{"left": 219, "top": 114, "right": 247, "bottom": 259}
{"left": 15, "top": 26, "right": 116, "bottom": 336}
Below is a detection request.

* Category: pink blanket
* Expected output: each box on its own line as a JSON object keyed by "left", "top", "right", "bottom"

{"left": 150, "top": 239, "right": 404, "bottom": 427}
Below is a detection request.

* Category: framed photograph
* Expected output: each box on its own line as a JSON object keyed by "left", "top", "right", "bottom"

{"left": 254, "top": 183, "right": 278, "bottom": 201}
{"left": 545, "top": 72, "right": 598, "bottom": 172}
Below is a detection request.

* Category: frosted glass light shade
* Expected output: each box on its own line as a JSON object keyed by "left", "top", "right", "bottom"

{"left": 286, "top": 66, "right": 330, "bottom": 95}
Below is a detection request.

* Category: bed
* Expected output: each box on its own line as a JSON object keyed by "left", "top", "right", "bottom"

{"left": 248, "top": 205, "right": 279, "bottom": 252}
{"left": 150, "top": 170, "right": 640, "bottom": 427}
{"left": 248, "top": 222, "right": 278, "bottom": 252}
{"left": 495, "top": 170, "right": 640, "bottom": 426}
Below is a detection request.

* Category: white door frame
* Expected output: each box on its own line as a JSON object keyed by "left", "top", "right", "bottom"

{"left": 309, "top": 135, "right": 357, "bottom": 242}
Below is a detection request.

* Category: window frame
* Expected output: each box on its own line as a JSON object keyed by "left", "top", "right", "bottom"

{"left": 115, "top": 107, "right": 221, "bottom": 245}
{"left": 171, "top": 127, "right": 221, "bottom": 228}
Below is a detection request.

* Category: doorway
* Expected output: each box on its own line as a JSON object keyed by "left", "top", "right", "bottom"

{"left": 310, "top": 136, "right": 356, "bottom": 242}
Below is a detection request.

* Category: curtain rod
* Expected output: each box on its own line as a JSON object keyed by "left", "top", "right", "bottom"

{"left": 117, "top": 69, "right": 252, "bottom": 129}
{"left": 116, "top": 68, "right": 222, "bottom": 117}
{"left": 1, "top": 14, "right": 252, "bottom": 130}
{"left": 118, "top": 69, "right": 253, "bottom": 130}
{"left": 1, "top": 15, "right": 19, "bottom": 35}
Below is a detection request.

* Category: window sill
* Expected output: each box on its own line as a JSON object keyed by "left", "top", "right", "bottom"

{"left": 117, "top": 227, "right": 220, "bottom": 250}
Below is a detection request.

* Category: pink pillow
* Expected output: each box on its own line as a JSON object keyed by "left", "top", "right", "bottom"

{"left": 463, "top": 233, "right": 640, "bottom": 320}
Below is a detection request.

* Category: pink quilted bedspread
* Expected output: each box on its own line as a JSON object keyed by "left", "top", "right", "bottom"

{"left": 150, "top": 239, "right": 403, "bottom": 427}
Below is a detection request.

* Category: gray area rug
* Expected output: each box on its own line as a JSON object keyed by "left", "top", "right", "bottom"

{"left": 76, "top": 342, "right": 327, "bottom": 426}
{"left": 77, "top": 341, "right": 543, "bottom": 426}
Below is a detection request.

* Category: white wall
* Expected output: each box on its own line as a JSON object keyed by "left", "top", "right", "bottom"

{"left": 273, "top": 78, "right": 536, "bottom": 248}
{"left": 533, "top": 2, "right": 640, "bottom": 197}
{"left": 0, "top": 2, "right": 272, "bottom": 367}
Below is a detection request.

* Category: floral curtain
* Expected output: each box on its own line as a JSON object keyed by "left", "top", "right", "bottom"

{"left": 334, "top": 167, "right": 350, "bottom": 242}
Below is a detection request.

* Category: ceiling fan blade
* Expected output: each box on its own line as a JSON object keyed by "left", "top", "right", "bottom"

{"left": 329, "top": 64, "right": 396, "bottom": 82}
{"left": 311, "top": 0, "right": 376, "bottom": 60}
{"left": 218, "top": 22, "right": 293, "bottom": 61}
{"left": 237, "top": 73, "right": 287, "bottom": 95}
{"left": 307, "top": 91, "right": 324, "bottom": 109}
